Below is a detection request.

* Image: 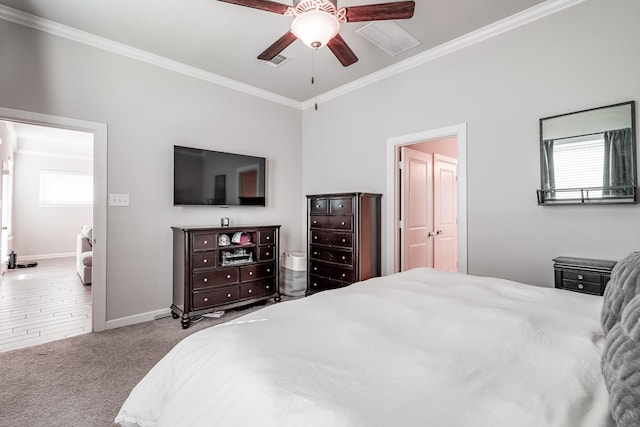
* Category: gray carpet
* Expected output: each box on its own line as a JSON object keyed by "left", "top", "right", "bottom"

{"left": 0, "top": 303, "right": 270, "bottom": 426}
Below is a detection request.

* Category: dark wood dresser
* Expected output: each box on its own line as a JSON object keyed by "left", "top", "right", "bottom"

{"left": 171, "top": 225, "right": 280, "bottom": 328}
{"left": 306, "top": 192, "right": 382, "bottom": 295}
{"left": 553, "top": 256, "right": 617, "bottom": 296}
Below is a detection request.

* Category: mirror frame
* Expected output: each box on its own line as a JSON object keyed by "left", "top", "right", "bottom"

{"left": 537, "top": 101, "right": 638, "bottom": 205}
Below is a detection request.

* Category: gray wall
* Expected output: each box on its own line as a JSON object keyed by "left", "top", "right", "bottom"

{"left": 0, "top": 17, "right": 303, "bottom": 321}
{"left": 302, "top": 0, "right": 640, "bottom": 286}
{"left": 13, "top": 151, "right": 92, "bottom": 258}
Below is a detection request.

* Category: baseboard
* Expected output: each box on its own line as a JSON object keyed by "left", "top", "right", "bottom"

{"left": 18, "top": 252, "right": 75, "bottom": 261}
{"left": 105, "top": 307, "right": 172, "bottom": 330}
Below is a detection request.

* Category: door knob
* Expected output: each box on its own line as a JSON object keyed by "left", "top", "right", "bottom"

{"left": 436, "top": 230, "right": 443, "bottom": 235}
{"left": 427, "top": 232, "right": 434, "bottom": 238}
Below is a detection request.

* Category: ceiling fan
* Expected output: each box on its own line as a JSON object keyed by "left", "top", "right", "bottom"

{"left": 218, "top": 0, "right": 416, "bottom": 67}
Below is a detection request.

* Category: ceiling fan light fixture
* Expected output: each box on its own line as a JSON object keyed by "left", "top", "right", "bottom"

{"left": 291, "top": 10, "right": 340, "bottom": 48}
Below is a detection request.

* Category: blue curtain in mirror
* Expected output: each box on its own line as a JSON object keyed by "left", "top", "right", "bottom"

{"left": 603, "top": 128, "right": 633, "bottom": 196}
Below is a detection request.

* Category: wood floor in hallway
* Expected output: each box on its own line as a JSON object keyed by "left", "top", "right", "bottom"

{"left": 0, "top": 257, "right": 91, "bottom": 353}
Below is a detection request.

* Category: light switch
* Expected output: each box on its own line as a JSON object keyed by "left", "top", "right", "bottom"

{"left": 109, "top": 193, "right": 130, "bottom": 206}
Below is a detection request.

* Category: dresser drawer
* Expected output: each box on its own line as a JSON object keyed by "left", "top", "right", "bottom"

{"left": 310, "top": 260, "right": 354, "bottom": 282}
{"left": 259, "top": 229, "right": 275, "bottom": 245}
{"left": 310, "top": 230, "right": 353, "bottom": 248}
{"left": 259, "top": 245, "right": 275, "bottom": 261}
{"left": 308, "top": 275, "right": 345, "bottom": 292}
{"left": 241, "top": 262, "right": 276, "bottom": 281}
{"left": 192, "top": 233, "right": 217, "bottom": 252}
{"left": 310, "top": 246, "right": 352, "bottom": 265}
{"left": 310, "top": 198, "right": 328, "bottom": 214}
{"left": 310, "top": 215, "right": 353, "bottom": 231}
{"left": 191, "top": 251, "right": 217, "bottom": 269}
{"left": 193, "top": 267, "right": 238, "bottom": 289}
{"left": 562, "top": 279, "right": 603, "bottom": 295}
{"left": 192, "top": 286, "right": 238, "bottom": 309}
{"left": 239, "top": 278, "right": 276, "bottom": 299}
{"left": 563, "top": 270, "right": 601, "bottom": 284}
{"left": 329, "top": 198, "right": 353, "bottom": 214}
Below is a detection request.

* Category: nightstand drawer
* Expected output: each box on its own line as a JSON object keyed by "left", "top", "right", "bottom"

{"left": 563, "top": 270, "right": 600, "bottom": 284}
{"left": 562, "top": 279, "right": 603, "bottom": 295}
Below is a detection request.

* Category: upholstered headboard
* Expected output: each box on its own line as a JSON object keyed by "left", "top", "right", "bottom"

{"left": 601, "top": 251, "right": 640, "bottom": 427}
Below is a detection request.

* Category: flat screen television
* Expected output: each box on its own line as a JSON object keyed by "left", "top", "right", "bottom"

{"left": 174, "top": 145, "right": 266, "bottom": 206}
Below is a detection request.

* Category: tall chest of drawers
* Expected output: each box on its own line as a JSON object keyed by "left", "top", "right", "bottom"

{"left": 306, "top": 193, "right": 382, "bottom": 295}
{"left": 171, "top": 225, "right": 280, "bottom": 328}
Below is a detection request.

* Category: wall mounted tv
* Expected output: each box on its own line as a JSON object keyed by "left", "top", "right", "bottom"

{"left": 174, "top": 145, "right": 266, "bottom": 206}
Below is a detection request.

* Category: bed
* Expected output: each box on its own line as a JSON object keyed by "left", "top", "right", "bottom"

{"left": 116, "top": 252, "right": 640, "bottom": 427}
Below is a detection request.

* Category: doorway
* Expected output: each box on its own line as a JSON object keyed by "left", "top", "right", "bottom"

{"left": 0, "top": 107, "right": 107, "bottom": 333}
{"left": 385, "top": 124, "right": 467, "bottom": 275}
{"left": 400, "top": 142, "right": 458, "bottom": 272}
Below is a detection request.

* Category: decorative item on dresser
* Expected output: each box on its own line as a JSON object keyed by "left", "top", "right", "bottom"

{"left": 553, "top": 256, "right": 617, "bottom": 296}
{"left": 171, "top": 225, "right": 280, "bottom": 328}
{"left": 306, "top": 192, "right": 382, "bottom": 295}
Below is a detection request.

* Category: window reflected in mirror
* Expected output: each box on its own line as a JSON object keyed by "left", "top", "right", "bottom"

{"left": 538, "top": 101, "right": 637, "bottom": 205}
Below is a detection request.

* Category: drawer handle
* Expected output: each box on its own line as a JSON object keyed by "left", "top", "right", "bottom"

{"left": 265, "top": 252, "right": 270, "bottom": 256}
{"left": 342, "top": 256, "right": 346, "bottom": 260}
{"left": 249, "top": 271, "right": 253, "bottom": 276}
{"left": 266, "top": 285, "right": 270, "bottom": 290}
{"left": 227, "top": 293, "right": 232, "bottom": 298}
{"left": 578, "top": 284, "right": 584, "bottom": 290}
{"left": 313, "top": 251, "right": 318, "bottom": 255}
{"left": 204, "top": 278, "right": 208, "bottom": 282}
{"left": 313, "top": 220, "right": 317, "bottom": 224}
{"left": 314, "top": 236, "right": 318, "bottom": 240}
{"left": 203, "top": 240, "right": 208, "bottom": 244}
{"left": 203, "top": 259, "right": 208, "bottom": 263}
{"left": 313, "top": 283, "right": 318, "bottom": 287}
{"left": 204, "top": 297, "right": 209, "bottom": 302}
{"left": 266, "top": 236, "right": 270, "bottom": 240}
{"left": 267, "top": 268, "right": 271, "bottom": 273}
{"left": 578, "top": 274, "right": 584, "bottom": 280}
{"left": 248, "top": 289, "right": 253, "bottom": 294}
{"left": 339, "top": 204, "right": 344, "bottom": 208}
{"left": 226, "top": 274, "right": 231, "bottom": 279}
{"left": 341, "top": 221, "right": 345, "bottom": 225}
{"left": 314, "top": 267, "right": 318, "bottom": 271}
{"left": 315, "top": 204, "right": 320, "bottom": 208}
{"left": 342, "top": 239, "right": 346, "bottom": 243}
{"left": 341, "top": 273, "right": 346, "bottom": 278}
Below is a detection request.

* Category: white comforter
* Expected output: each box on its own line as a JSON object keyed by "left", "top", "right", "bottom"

{"left": 116, "top": 268, "right": 614, "bottom": 427}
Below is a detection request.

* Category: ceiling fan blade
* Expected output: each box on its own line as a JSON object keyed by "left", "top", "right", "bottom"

{"left": 217, "top": 0, "right": 289, "bottom": 15}
{"left": 345, "top": 1, "right": 415, "bottom": 22}
{"left": 327, "top": 34, "right": 358, "bottom": 67}
{"left": 257, "top": 31, "right": 298, "bottom": 61}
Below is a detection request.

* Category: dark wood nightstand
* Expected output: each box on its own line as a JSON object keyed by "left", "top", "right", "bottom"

{"left": 553, "top": 256, "right": 617, "bottom": 296}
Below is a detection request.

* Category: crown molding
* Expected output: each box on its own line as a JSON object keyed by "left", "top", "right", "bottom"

{"left": 0, "top": 5, "right": 302, "bottom": 110}
{"left": 301, "top": 0, "right": 588, "bottom": 110}
{"left": 0, "top": 0, "right": 586, "bottom": 112}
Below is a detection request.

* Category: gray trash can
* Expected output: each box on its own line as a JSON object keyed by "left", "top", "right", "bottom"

{"left": 280, "top": 252, "right": 307, "bottom": 297}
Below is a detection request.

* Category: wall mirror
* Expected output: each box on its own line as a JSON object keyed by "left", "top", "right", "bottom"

{"left": 538, "top": 101, "right": 637, "bottom": 205}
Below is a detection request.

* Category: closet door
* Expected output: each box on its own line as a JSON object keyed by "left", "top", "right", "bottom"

{"left": 433, "top": 154, "right": 458, "bottom": 272}
{"left": 400, "top": 147, "right": 433, "bottom": 271}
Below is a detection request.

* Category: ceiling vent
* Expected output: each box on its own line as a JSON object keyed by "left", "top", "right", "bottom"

{"left": 261, "top": 54, "right": 291, "bottom": 68}
{"left": 356, "top": 21, "right": 421, "bottom": 56}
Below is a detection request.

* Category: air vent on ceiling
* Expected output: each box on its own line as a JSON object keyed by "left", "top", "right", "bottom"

{"left": 356, "top": 21, "right": 421, "bottom": 56}
{"left": 261, "top": 54, "right": 291, "bottom": 68}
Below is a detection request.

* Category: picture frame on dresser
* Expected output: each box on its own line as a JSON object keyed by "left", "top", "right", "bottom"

{"left": 171, "top": 225, "right": 280, "bottom": 328}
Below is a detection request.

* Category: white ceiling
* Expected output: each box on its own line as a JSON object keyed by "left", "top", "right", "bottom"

{"left": 0, "top": 0, "right": 550, "bottom": 104}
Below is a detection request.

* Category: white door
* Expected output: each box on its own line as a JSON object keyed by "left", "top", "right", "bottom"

{"left": 433, "top": 154, "right": 458, "bottom": 272}
{"left": 400, "top": 147, "right": 433, "bottom": 271}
